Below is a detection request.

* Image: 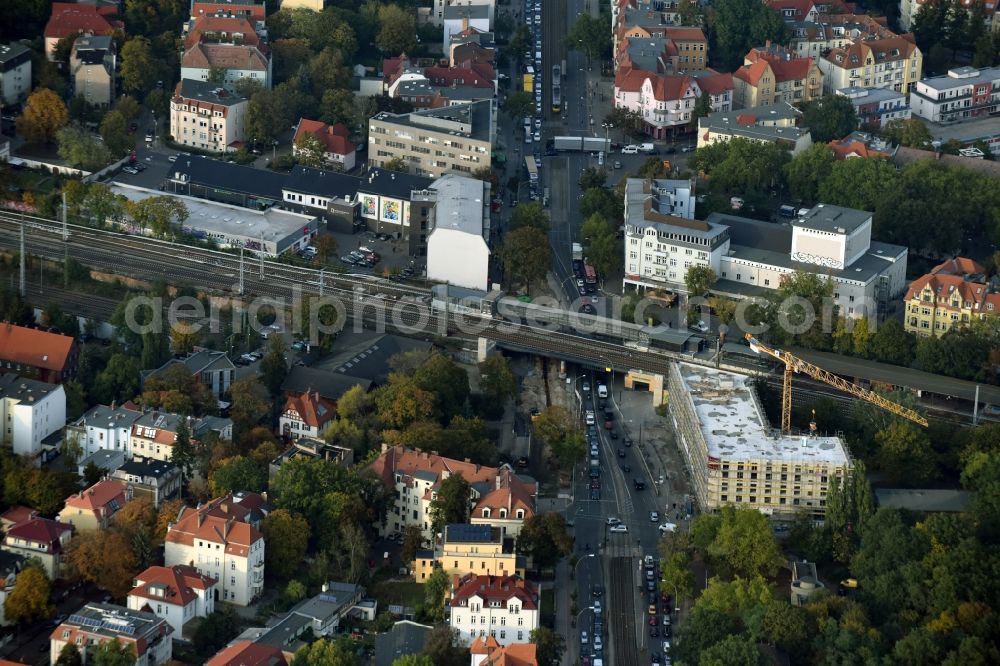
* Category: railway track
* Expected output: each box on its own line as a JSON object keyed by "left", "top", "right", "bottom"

{"left": 609, "top": 555, "right": 639, "bottom": 666}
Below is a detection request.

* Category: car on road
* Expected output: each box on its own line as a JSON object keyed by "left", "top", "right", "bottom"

{"left": 606, "top": 517, "right": 620, "bottom": 526}
{"left": 621, "top": 464, "right": 631, "bottom": 472}
{"left": 613, "top": 160, "right": 621, "bottom": 169}
{"left": 681, "top": 145, "right": 695, "bottom": 152}
{"left": 659, "top": 523, "right": 677, "bottom": 533}
{"left": 340, "top": 255, "right": 357, "bottom": 265}
{"left": 593, "top": 600, "right": 602, "bottom": 612}
{"left": 580, "top": 631, "right": 588, "bottom": 645}
{"left": 121, "top": 166, "right": 139, "bottom": 174}
{"left": 649, "top": 615, "right": 658, "bottom": 626}
{"left": 650, "top": 511, "right": 660, "bottom": 522}
{"left": 624, "top": 437, "right": 633, "bottom": 447}
{"left": 634, "top": 479, "right": 646, "bottom": 490}
{"left": 617, "top": 448, "right": 625, "bottom": 458}
{"left": 649, "top": 626, "right": 659, "bottom": 637}
{"left": 590, "top": 489, "right": 600, "bottom": 500}
{"left": 690, "top": 320, "right": 709, "bottom": 332}
{"left": 609, "top": 524, "right": 628, "bottom": 533}
{"left": 609, "top": 429, "right": 618, "bottom": 439}
{"left": 580, "top": 304, "right": 596, "bottom": 314}
{"left": 594, "top": 636, "right": 603, "bottom": 651}
{"left": 591, "top": 584, "right": 603, "bottom": 597}
{"left": 585, "top": 410, "right": 595, "bottom": 425}
{"left": 582, "top": 381, "right": 591, "bottom": 393}
{"left": 649, "top": 604, "right": 658, "bottom": 615}
{"left": 590, "top": 478, "right": 601, "bottom": 489}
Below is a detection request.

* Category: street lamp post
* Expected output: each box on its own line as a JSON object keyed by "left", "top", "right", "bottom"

{"left": 574, "top": 552, "right": 596, "bottom": 580}
{"left": 574, "top": 605, "right": 594, "bottom": 629}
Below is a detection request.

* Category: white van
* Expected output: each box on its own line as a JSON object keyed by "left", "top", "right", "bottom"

{"left": 621, "top": 145, "right": 640, "bottom": 154}
{"left": 597, "top": 384, "right": 608, "bottom": 398}
{"left": 598, "top": 151, "right": 605, "bottom": 166}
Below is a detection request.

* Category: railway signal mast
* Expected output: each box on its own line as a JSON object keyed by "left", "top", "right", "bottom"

{"left": 745, "top": 333, "right": 929, "bottom": 433}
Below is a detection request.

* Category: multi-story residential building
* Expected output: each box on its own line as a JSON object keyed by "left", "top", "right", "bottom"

{"left": 110, "top": 458, "right": 183, "bottom": 508}
{"left": 127, "top": 565, "right": 217, "bottom": 638}
{"left": 697, "top": 102, "right": 813, "bottom": 154}
{"left": 668, "top": 362, "right": 853, "bottom": 519}
{"left": 57, "top": 479, "right": 131, "bottom": 532}
{"left": 369, "top": 445, "right": 537, "bottom": 542}
{"left": 819, "top": 36, "right": 922, "bottom": 94}
{"left": 279, "top": 390, "right": 337, "bottom": 440}
{"left": 449, "top": 574, "right": 539, "bottom": 646}
{"left": 766, "top": 0, "right": 820, "bottom": 23}
{"left": 910, "top": 66, "right": 1000, "bottom": 123}
{"left": 292, "top": 119, "right": 357, "bottom": 171}
{"left": 1, "top": 517, "right": 73, "bottom": 579}
{"left": 368, "top": 100, "right": 493, "bottom": 178}
{"left": 43, "top": 2, "right": 121, "bottom": 61}
{"left": 612, "top": 4, "right": 705, "bottom": 63}
{"left": 64, "top": 402, "right": 143, "bottom": 460}
{"left": 181, "top": 13, "right": 271, "bottom": 91}
{"left": 903, "top": 257, "right": 1000, "bottom": 337}
{"left": 835, "top": 86, "right": 911, "bottom": 127}
{"left": 190, "top": 1, "right": 267, "bottom": 24}
{"left": 431, "top": 0, "right": 496, "bottom": 28}
{"left": 614, "top": 69, "right": 733, "bottom": 139}
{"left": 425, "top": 174, "right": 491, "bottom": 291}
{"left": 144, "top": 349, "right": 235, "bottom": 400}
{"left": 623, "top": 182, "right": 908, "bottom": 316}
{"left": 69, "top": 35, "right": 116, "bottom": 108}
{"left": 732, "top": 42, "right": 822, "bottom": 108}
{"left": 614, "top": 28, "right": 710, "bottom": 75}
{"left": 0, "top": 324, "right": 78, "bottom": 383}
{"left": 0, "top": 375, "right": 66, "bottom": 459}
{"left": 0, "top": 43, "right": 31, "bottom": 106}
{"left": 129, "top": 411, "right": 233, "bottom": 463}
{"left": 442, "top": 5, "right": 492, "bottom": 47}
{"left": 164, "top": 494, "right": 265, "bottom": 606}
{"left": 413, "top": 523, "right": 524, "bottom": 582}
{"left": 0, "top": 551, "right": 26, "bottom": 627}
{"left": 170, "top": 79, "right": 249, "bottom": 154}
{"left": 50, "top": 604, "right": 173, "bottom": 665}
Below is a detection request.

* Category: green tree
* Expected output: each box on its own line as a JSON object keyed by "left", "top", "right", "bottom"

{"left": 700, "top": 634, "right": 766, "bottom": 666}
{"left": 393, "top": 656, "right": 434, "bottom": 666}
{"left": 113, "top": 95, "right": 141, "bottom": 123}
{"left": 376, "top": 4, "right": 417, "bottom": 54}
{"left": 800, "top": 95, "right": 859, "bottom": 143}
{"left": 518, "top": 513, "right": 573, "bottom": 569}
{"left": 533, "top": 406, "right": 586, "bottom": 467}
{"left": 55, "top": 643, "right": 83, "bottom": 666}
{"left": 192, "top": 608, "right": 243, "bottom": 656}
{"left": 707, "top": 0, "right": 789, "bottom": 71}
{"left": 851, "top": 317, "right": 875, "bottom": 359}
{"left": 4, "top": 563, "right": 53, "bottom": 625}
{"left": 871, "top": 319, "right": 915, "bottom": 366}
{"left": 503, "top": 91, "right": 535, "bottom": 122}
{"left": 816, "top": 155, "right": 898, "bottom": 211}
{"left": 689, "top": 91, "right": 712, "bottom": 130}
{"left": 565, "top": 14, "right": 610, "bottom": 63}
{"left": 479, "top": 353, "right": 517, "bottom": 407}
{"left": 99, "top": 109, "right": 130, "bottom": 157}
{"left": 784, "top": 143, "right": 835, "bottom": 203}
{"left": 229, "top": 376, "right": 270, "bottom": 436}
{"left": 530, "top": 627, "right": 566, "bottom": 666}
{"left": 579, "top": 167, "right": 608, "bottom": 191}
{"left": 57, "top": 124, "right": 112, "bottom": 170}
{"left": 414, "top": 353, "right": 471, "bottom": 424}
{"left": 882, "top": 118, "right": 934, "bottom": 148}
{"left": 876, "top": 422, "right": 936, "bottom": 486}
{"left": 16, "top": 87, "right": 69, "bottom": 144}
{"left": 319, "top": 87, "right": 356, "bottom": 128}
{"left": 690, "top": 137, "right": 790, "bottom": 195}
{"left": 120, "top": 37, "right": 156, "bottom": 95}
{"left": 580, "top": 212, "right": 621, "bottom": 278}
{"left": 262, "top": 509, "right": 311, "bottom": 580}
{"left": 424, "top": 567, "right": 451, "bottom": 622}
{"left": 500, "top": 226, "right": 550, "bottom": 293}
{"left": 126, "top": 196, "right": 189, "bottom": 237}
{"left": 374, "top": 375, "right": 436, "bottom": 430}
{"left": 170, "top": 416, "right": 195, "bottom": 484}
{"left": 91, "top": 639, "right": 135, "bottom": 666}
{"left": 429, "top": 474, "right": 472, "bottom": 533}
{"left": 400, "top": 525, "right": 424, "bottom": 564}
{"left": 685, "top": 265, "right": 717, "bottom": 297}
{"left": 508, "top": 201, "right": 550, "bottom": 232}
{"left": 260, "top": 336, "right": 288, "bottom": 396}
{"left": 421, "top": 626, "right": 468, "bottom": 666}
{"left": 210, "top": 456, "right": 266, "bottom": 496}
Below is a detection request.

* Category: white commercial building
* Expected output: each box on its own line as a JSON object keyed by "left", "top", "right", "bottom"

{"left": 624, "top": 193, "right": 908, "bottom": 317}
{"left": 426, "top": 174, "right": 491, "bottom": 291}
{"left": 0, "top": 375, "right": 66, "bottom": 459}
{"left": 667, "top": 362, "right": 853, "bottom": 518}
{"left": 910, "top": 66, "right": 1000, "bottom": 123}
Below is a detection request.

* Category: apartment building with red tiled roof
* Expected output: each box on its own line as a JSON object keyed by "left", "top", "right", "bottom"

{"left": 903, "top": 259, "right": 998, "bottom": 337}
{"left": 279, "top": 389, "right": 337, "bottom": 440}
{"left": 127, "top": 565, "right": 217, "bottom": 636}
{"left": 0, "top": 324, "right": 77, "bottom": 383}
{"left": 50, "top": 603, "right": 173, "bottom": 665}
{"left": 1, "top": 517, "right": 73, "bottom": 579}
{"left": 614, "top": 68, "right": 733, "bottom": 139}
{"left": 43, "top": 2, "right": 121, "bottom": 61}
{"left": 191, "top": 0, "right": 267, "bottom": 23}
{"left": 370, "top": 445, "right": 537, "bottom": 542}
{"left": 206, "top": 640, "right": 287, "bottom": 666}
{"left": 471, "top": 638, "right": 538, "bottom": 666}
{"left": 164, "top": 495, "right": 265, "bottom": 605}
{"left": 57, "top": 479, "right": 132, "bottom": 532}
{"left": 291, "top": 119, "right": 357, "bottom": 172}
{"left": 449, "top": 574, "right": 539, "bottom": 646}
{"left": 733, "top": 42, "right": 823, "bottom": 108}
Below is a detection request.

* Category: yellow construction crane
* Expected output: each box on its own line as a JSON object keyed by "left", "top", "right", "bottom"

{"left": 745, "top": 333, "right": 929, "bottom": 433}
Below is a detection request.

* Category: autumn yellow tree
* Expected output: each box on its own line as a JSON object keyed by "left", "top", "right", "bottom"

{"left": 4, "top": 564, "right": 54, "bottom": 625}
{"left": 64, "top": 530, "right": 139, "bottom": 599}
{"left": 169, "top": 321, "right": 201, "bottom": 354}
{"left": 17, "top": 88, "right": 69, "bottom": 144}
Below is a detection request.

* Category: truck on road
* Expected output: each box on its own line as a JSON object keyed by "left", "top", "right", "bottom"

{"left": 552, "top": 136, "right": 611, "bottom": 152}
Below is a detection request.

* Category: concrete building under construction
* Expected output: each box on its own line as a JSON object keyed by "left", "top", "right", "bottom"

{"left": 666, "top": 362, "right": 852, "bottom": 519}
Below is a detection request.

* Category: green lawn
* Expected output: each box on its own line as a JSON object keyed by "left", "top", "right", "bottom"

{"left": 371, "top": 580, "right": 425, "bottom": 610}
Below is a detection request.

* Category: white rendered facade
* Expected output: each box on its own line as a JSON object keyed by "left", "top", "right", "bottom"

{"left": 0, "top": 377, "right": 66, "bottom": 458}
{"left": 426, "top": 174, "right": 491, "bottom": 291}
{"left": 910, "top": 66, "right": 1000, "bottom": 123}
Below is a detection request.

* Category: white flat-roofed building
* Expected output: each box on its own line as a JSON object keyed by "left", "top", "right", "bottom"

{"left": 835, "top": 86, "right": 911, "bottom": 128}
{"left": 0, "top": 375, "right": 66, "bottom": 459}
{"left": 667, "top": 362, "right": 852, "bottom": 519}
{"left": 108, "top": 183, "right": 319, "bottom": 256}
{"left": 426, "top": 174, "right": 491, "bottom": 291}
{"left": 910, "top": 66, "right": 1000, "bottom": 124}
